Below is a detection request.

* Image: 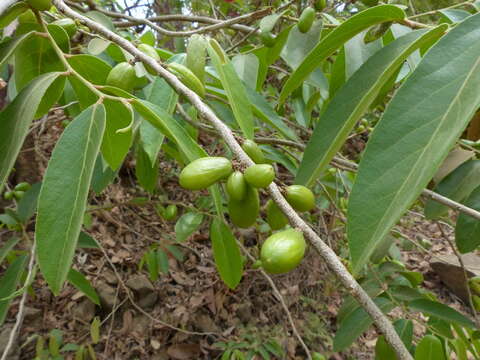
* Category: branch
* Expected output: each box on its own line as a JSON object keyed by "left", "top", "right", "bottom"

{"left": 51, "top": 1, "right": 413, "bottom": 358}
{"left": 78, "top": 1, "right": 267, "bottom": 37}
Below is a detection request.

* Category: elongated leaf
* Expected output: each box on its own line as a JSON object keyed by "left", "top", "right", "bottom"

{"left": 16, "top": 182, "right": 41, "bottom": 223}
{"left": 91, "top": 154, "right": 117, "bottom": 194}
{"left": 101, "top": 99, "right": 133, "bottom": 170}
{"left": 425, "top": 160, "right": 480, "bottom": 219}
{"left": 0, "top": 255, "right": 27, "bottom": 325}
{"left": 456, "top": 185, "right": 480, "bottom": 253}
{"left": 347, "top": 13, "right": 480, "bottom": 274}
{"left": 296, "top": 26, "right": 446, "bottom": 186}
{"left": 135, "top": 144, "right": 158, "bottom": 193}
{"left": 409, "top": 299, "right": 475, "bottom": 328}
{"left": 207, "top": 41, "right": 254, "bottom": 139}
{"left": 14, "top": 34, "right": 65, "bottom": 91}
{"left": 175, "top": 212, "right": 203, "bottom": 242}
{"left": 36, "top": 104, "right": 106, "bottom": 294}
{"left": 0, "top": 72, "right": 62, "bottom": 193}
{"left": 0, "top": 237, "right": 19, "bottom": 265}
{"left": 133, "top": 99, "right": 206, "bottom": 161}
{"left": 67, "top": 268, "right": 100, "bottom": 305}
{"left": 140, "top": 75, "right": 178, "bottom": 165}
{"left": 210, "top": 218, "right": 243, "bottom": 289}
{"left": 278, "top": 5, "right": 405, "bottom": 105}
{"left": 246, "top": 88, "right": 298, "bottom": 141}
{"left": 0, "top": 31, "right": 34, "bottom": 68}
{"left": 0, "top": 2, "right": 28, "bottom": 29}
{"left": 333, "top": 297, "right": 395, "bottom": 351}
{"left": 67, "top": 55, "right": 112, "bottom": 85}
{"left": 415, "top": 335, "right": 445, "bottom": 360}
{"left": 232, "top": 54, "right": 258, "bottom": 86}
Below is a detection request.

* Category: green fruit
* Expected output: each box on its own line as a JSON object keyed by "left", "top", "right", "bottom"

{"left": 138, "top": 43, "right": 160, "bottom": 75}
{"left": 3, "top": 191, "right": 14, "bottom": 200}
{"left": 228, "top": 185, "right": 259, "bottom": 228}
{"left": 260, "top": 31, "right": 276, "bottom": 48}
{"left": 13, "top": 191, "right": 25, "bottom": 200}
{"left": 314, "top": 0, "right": 326, "bottom": 11}
{"left": 106, "top": 62, "right": 137, "bottom": 92}
{"left": 469, "top": 277, "right": 480, "bottom": 296}
{"left": 244, "top": 164, "right": 275, "bottom": 188}
{"left": 285, "top": 185, "right": 315, "bottom": 212}
{"left": 167, "top": 62, "right": 205, "bottom": 98}
{"left": 266, "top": 199, "right": 288, "bottom": 230}
{"left": 260, "top": 228, "right": 306, "bottom": 274}
{"left": 164, "top": 204, "right": 178, "bottom": 220}
{"left": 226, "top": 171, "right": 247, "bottom": 201}
{"left": 27, "top": 0, "right": 52, "bottom": 11}
{"left": 18, "top": 9, "right": 36, "bottom": 24}
{"left": 242, "top": 140, "right": 266, "bottom": 164}
{"left": 179, "top": 157, "right": 233, "bottom": 190}
{"left": 14, "top": 182, "right": 31, "bottom": 191}
{"left": 298, "top": 7, "right": 315, "bottom": 33}
{"left": 52, "top": 18, "right": 77, "bottom": 37}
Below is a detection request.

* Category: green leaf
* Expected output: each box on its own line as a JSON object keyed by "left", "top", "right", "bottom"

{"left": 210, "top": 218, "right": 243, "bottom": 289}
{"left": 232, "top": 53, "right": 258, "bottom": 86}
{"left": 14, "top": 34, "right": 65, "bottom": 91}
{"left": 456, "top": 185, "right": 480, "bottom": 253}
{"left": 67, "top": 269, "right": 100, "bottom": 305}
{"left": 175, "top": 212, "right": 203, "bottom": 242}
{"left": 0, "top": 255, "right": 27, "bottom": 325}
{"left": 133, "top": 99, "right": 206, "bottom": 161}
{"left": 334, "top": 297, "right": 395, "bottom": 351}
{"left": 157, "top": 249, "right": 169, "bottom": 274}
{"left": 347, "top": 13, "right": 480, "bottom": 274}
{"left": 0, "top": 32, "right": 34, "bottom": 69}
{"left": 91, "top": 154, "right": 117, "bottom": 194}
{"left": 0, "top": 2, "right": 28, "bottom": 29}
{"left": 246, "top": 88, "right": 298, "bottom": 141}
{"left": 36, "top": 104, "right": 106, "bottom": 295}
{"left": 296, "top": 26, "right": 446, "bottom": 186}
{"left": 139, "top": 73, "right": 179, "bottom": 165}
{"left": 0, "top": 237, "right": 19, "bottom": 265}
{"left": 425, "top": 160, "right": 480, "bottom": 219}
{"left": 85, "top": 11, "right": 115, "bottom": 31}
{"left": 16, "top": 182, "right": 41, "bottom": 223}
{"left": 77, "top": 231, "right": 99, "bottom": 249}
{"left": 207, "top": 40, "right": 254, "bottom": 139}
{"left": 0, "top": 72, "right": 62, "bottom": 193}
{"left": 186, "top": 34, "right": 206, "bottom": 84}
{"left": 281, "top": 21, "right": 323, "bottom": 70}
{"left": 67, "top": 55, "right": 112, "bottom": 85}
{"left": 146, "top": 250, "right": 159, "bottom": 281}
{"left": 439, "top": 9, "right": 471, "bottom": 24}
{"left": 140, "top": 30, "right": 156, "bottom": 46}
{"left": 101, "top": 99, "right": 133, "bottom": 170}
{"left": 415, "top": 335, "right": 445, "bottom": 360}
{"left": 278, "top": 5, "right": 406, "bottom": 105}
{"left": 409, "top": 299, "right": 475, "bottom": 328}
{"left": 135, "top": 144, "right": 158, "bottom": 193}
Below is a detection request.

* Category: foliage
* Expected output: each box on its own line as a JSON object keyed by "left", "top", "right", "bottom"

{"left": 1, "top": 0, "right": 480, "bottom": 358}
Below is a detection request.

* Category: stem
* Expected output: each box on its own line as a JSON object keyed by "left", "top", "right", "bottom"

{"left": 52, "top": 1, "right": 413, "bottom": 358}
{"left": 409, "top": 1, "right": 476, "bottom": 19}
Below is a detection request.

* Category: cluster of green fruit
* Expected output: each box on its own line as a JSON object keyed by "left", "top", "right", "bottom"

{"left": 3, "top": 182, "right": 31, "bottom": 201}
{"left": 178, "top": 140, "right": 315, "bottom": 274}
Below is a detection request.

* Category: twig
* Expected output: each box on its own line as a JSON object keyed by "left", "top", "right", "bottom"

{"left": 1, "top": 243, "right": 36, "bottom": 360}
{"left": 51, "top": 2, "right": 414, "bottom": 358}
{"left": 91, "top": 5, "right": 269, "bottom": 37}
{"left": 238, "top": 242, "right": 312, "bottom": 360}
{"left": 408, "top": 1, "right": 476, "bottom": 19}
{"left": 436, "top": 222, "right": 480, "bottom": 327}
